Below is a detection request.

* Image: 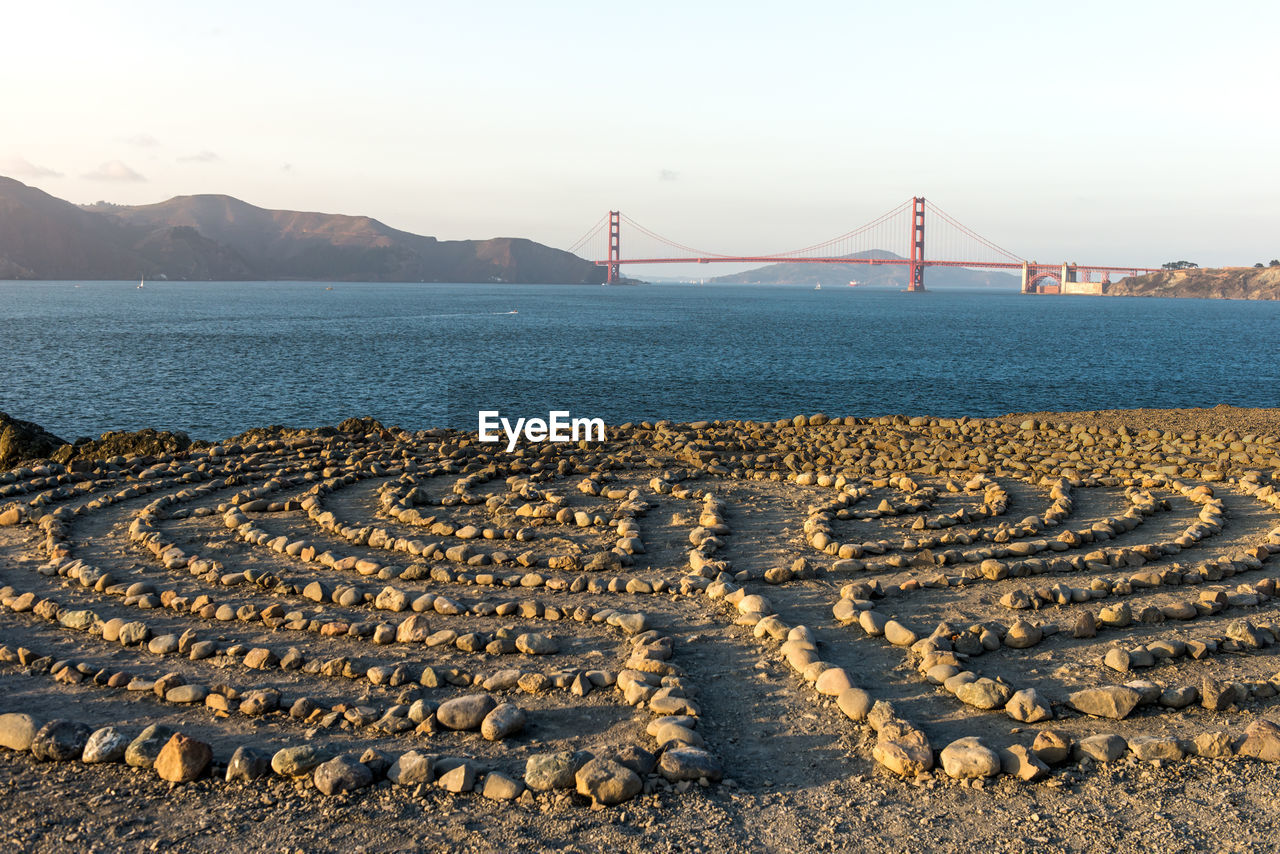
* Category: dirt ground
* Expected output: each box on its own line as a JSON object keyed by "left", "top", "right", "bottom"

{"left": 3, "top": 407, "right": 1280, "bottom": 853}
{"left": 3, "top": 746, "right": 1280, "bottom": 854}
{"left": 998, "top": 404, "right": 1280, "bottom": 438}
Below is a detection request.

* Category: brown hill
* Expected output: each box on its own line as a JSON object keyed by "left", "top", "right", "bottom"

{"left": 0, "top": 177, "right": 605, "bottom": 283}
{"left": 0, "top": 177, "right": 144, "bottom": 279}
{"left": 1107, "top": 267, "right": 1280, "bottom": 300}
{"left": 92, "top": 193, "right": 439, "bottom": 280}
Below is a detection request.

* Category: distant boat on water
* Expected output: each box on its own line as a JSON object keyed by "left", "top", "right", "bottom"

{"left": 848, "top": 280, "right": 861, "bottom": 287}
{"left": 137, "top": 276, "right": 145, "bottom": 289}
{"left": 814, "top": 283, "right": 822, "bottom": 290}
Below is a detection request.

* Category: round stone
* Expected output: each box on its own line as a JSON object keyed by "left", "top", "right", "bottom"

{"left": 437, "top": 693, "right": 499, "bottom": 731}
{"left": 82, "top": 726, "right": 131, "bottom": 764}
{"left": 31, "top": 720, "right": 90, "bottom": 762}
{"left": 314, "top": 755, "right": 374, "bottom": 795}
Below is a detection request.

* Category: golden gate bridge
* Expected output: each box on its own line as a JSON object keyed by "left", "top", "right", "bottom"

{"left": 566, "top": 197, "right": 1161, "bottom": 293}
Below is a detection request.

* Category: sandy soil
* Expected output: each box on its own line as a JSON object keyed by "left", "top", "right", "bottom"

{"left": 2, "top": 407, "right": 1280, "bottom": 853}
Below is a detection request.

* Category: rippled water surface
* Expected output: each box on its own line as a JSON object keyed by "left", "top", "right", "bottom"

{"left": 2, "top": 280, "right": 1278, "bottom": 439}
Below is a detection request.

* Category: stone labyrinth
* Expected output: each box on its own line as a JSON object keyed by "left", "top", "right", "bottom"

{"left": 3, "top": 413, "right": 1280, "bottom": 805}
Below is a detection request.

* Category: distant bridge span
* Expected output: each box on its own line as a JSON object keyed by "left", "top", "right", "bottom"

{"left": 566, "top": 197, "right": 1162, "bottom": 293}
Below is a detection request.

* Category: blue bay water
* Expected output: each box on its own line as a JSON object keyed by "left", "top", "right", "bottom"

{"left": 1, "top": 280, "right": 1278, "bottom": 440}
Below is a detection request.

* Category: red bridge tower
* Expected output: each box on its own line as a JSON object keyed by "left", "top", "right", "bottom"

{"left": 607, "top": 211, "right": 621, "bottom": 283}
{"left": 907, "top": 196, "right": 926, "bottom": 292}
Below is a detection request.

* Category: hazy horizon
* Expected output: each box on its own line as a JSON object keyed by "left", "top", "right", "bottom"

{"left": 4, "top": 0, "right": 1278, "bottom": 276}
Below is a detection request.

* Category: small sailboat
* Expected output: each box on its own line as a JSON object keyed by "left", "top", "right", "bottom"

{"left": 814, "top": 283, "right": 822, "bottom": 290}
{"left": 137, "top": 276, "right": 145, "bottom": 289}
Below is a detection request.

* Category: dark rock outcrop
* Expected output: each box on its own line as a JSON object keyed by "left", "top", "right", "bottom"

{"left": 0, "top": 412, "right": 68, "bottom": 469}
{"left": 337, "top": 417, "right": 386, "bottom": 436}
{"left": 50, "top": 428, "right": 192, "bottom": 464}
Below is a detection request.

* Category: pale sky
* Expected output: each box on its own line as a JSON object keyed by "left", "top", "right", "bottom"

{"left": 3, "top": 0, "right": 1278, "bottom": 273}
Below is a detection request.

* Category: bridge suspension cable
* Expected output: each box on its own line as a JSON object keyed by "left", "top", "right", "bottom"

{"left": 926, "top": 201, "right": 1025, "bottom": 265}
{"left": 617, "top": 214, "right": 732, "bottom": 259}
{"left": 565, "top": 212, "right": 609, "bottom": 256}
{"left": 767, "top": 198, "right": 915, "bottom": 259}
{"left": 568, "top": 199, "right": 926, "bottom": 263}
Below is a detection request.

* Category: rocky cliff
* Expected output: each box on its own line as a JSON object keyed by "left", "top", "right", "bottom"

{"left": 1108, "top": 267, "right": 1280, "bottom": 300}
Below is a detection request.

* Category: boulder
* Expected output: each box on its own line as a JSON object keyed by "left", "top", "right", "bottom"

{"left": 82, "top": 727, "right": 131, "bottom": 764}
{"left": 481, "top": 771, "right": 524, "bottom": 800}
{"left": 657, "top": 747, "right": 723, "bottom": 782}
{"left": 1124, "top": 680, "right": 1161, "bottom": 706}
{"left": 872, "top": 725, "right": 933, "bottom": 777}
{"left": 1201, "top": 677, "right": 1247, "bottom": 712}
{"left": 999, "top": 744, "right": 1049, "bottom": 781}
{"left": 388, "top": 750, "right": 436, "bottom": 785}
{"left": 396, "top": 614, "right": 432, "bottom": 643}
{"left": 575, "top": 757, "right": 642, "bottom": 806}
{"left": 1159, "top": 686, "right": 1199, "bottom": 709}
{"left": 239, "top": 689, "right": 280, "bottom": 716}
{"left": 272, "top": 744, "right": 329, "bottom": 778}
{"left": 31, "top": 720, "right": 90, "bottom": 762}
{"left": 165, "top": 684, "right": 209, "bottom": 705}
{"left": 1192, "top": 730, "right": 1235, "bottom": 759}
{"left": 955, "top": 678, "right": 1013, "bottom": 710}
{"left": 883, "top": 620, "right": 918, "bottom": 647}
{"left": 525, "top": 751, "right": 578, "bottom": 791}
{"left": 1104, "top": 648, "right": 1131, "bottom": 672}
{"left": 654, "top": 723, "right": 703, "bottom": 750}
{"left": 437, "top": 694, "right": 498, "bottom": 731}
{"left": 1066, "top": 686, "right": 1142, "bottom": 720}
{"left": 480, "top": 704, "right": 526, "bottom": 741}
{"left": 125, "top": 725, "right": 174, "bottom": 768}
{"left": 596, "top": 744, "right": 656, "bottom": 777}
{"left": 939, "top": 737, "right": 1000, "bottom": 780}
{"left": 1237, "top": 719, "right": 1280, "bottom": 762}
{"left": 1003, "top": 620, "right": 1042, "bottom": 649}
{"left": 515, "top": 633, "right": 559, "bottom": 655}
{"left": 1030, "top": 730, "right": 1072, "bottom": 765}
{"left": 436, "top": 762, "right": 477, "bottom": 793}
{"left": 0, "top": 712, "right": 40, "bottom": 751}
{"left": 226, "top": 746, "right": 272, "bottom": 782}
{"left": 836, "top": 687, "right": 873, "bottom": 721}
{"left": 117, "top": 621, "right": 150, "bottom": 647}
{"left": 1074, "top": 733, "right": 1127, "bottom": 762}
{"left": 1004, "top": 688, "right": 1053, "bottom": 723}
{"left": 314, "top": 755, "right": 374, "bottom": 795}
{"left": 1127, "top": 735, "right": 1182, "bottom": 762}
{"left": 154, "top": 733, "right": 212, "bottom": 782}
{"left": 815, "top": 667, "right": 854, "bottom": 696}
